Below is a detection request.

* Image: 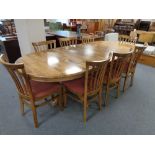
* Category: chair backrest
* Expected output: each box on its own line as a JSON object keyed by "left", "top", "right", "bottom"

{"left": 119, "top": 35, "right": 137, "bottom": 44}
{"left": 32, "top": 40, "right": 56, "bottom": 52}
{"left": 85, "top": 59, "right": 109, "bottom": 95}
{"left": 82, "top": 36, "right": 94, "bottom": 44}
{"left": 59, "top": 37, "right": 77, "bottom": 47}
{"left": 108, "top": 53, "right": 132, "bottom": 82}
{"left": 0, "top": 54, "right": 32, "bottom": 99}
{"left": 127, "top": 46, "right": 145, "bottom": 74}
{"left": 95, "top": 31, "right": 104, "bottom": 37}
{"left": 104, "top": 33, "right": 119, "bottom": 41}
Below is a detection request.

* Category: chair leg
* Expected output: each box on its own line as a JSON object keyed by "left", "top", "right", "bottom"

{"left": 83, "top": 99, "right": 87, "bottom": 123}
{"left": 31, "top": 105, "right": 38, "bottom": 128}
{"left": 58, "top": 90, "right": 64, "bottom": 111}
{"left": 116, "top": 80, "right": 120, "bottom": 98}
{"left": 130, "top": 74, "right": 134, "bottom": 86}
{"left": 105, "top": 84, "right": 110, "bottom": 106}
{"left": 19, "top": 96, "right": 24, "bottom": 115}
{"left": 62, "top": 87, "right": 67, "bottom": 108}
{"left": 98, "top": 90, "right": 102, "bottom": 110}
{"left": 123, "top": 76, "right": 128, "bottom": 92}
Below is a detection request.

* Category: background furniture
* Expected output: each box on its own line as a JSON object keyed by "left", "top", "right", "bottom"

{"left": 104, "top": 33, "right": 119, "bottom": 41}
{"left": 137, "top": 44, "right": 155, "bottom": 67}
{"left": 138, "top": 21, "right": 151, "bottom": 31}
{"left": 113, "top": 19, "right": 135, "bottom": 35}
{"left": 0, "top": 35, "right": 21, "bottom": 63}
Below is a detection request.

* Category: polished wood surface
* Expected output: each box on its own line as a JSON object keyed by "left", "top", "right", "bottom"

{"left": 16, "top": 41, "right": 134, "bottom": 82}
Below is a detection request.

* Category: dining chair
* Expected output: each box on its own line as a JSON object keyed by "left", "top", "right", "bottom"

{"left": 32, "top": 40, "right": 56, "bottom": 52}
{"left": 104, "top": 52, "right": 132, "bottom": 105}
{"left": 82, "top": 36, "right": 94, "bottom": 44}
{"left": 0, "top": 54, "right": 62, "bottom": 128}
{"left": 59, "top": 37, "right": 77, "bottom": 47}
{"left": 122, "top": 46, "right": 145, "bottom": 92}
{"left": 62, "top": 59, "right": 109, "bottom": 123}
{"left": 104, "top": 33, "right": 119, "bottom": 41}
{"left": 119, "top": 35, "right": 137, "bottom": 44}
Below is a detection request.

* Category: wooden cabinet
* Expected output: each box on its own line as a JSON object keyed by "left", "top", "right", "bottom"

{"left": 0, "top": 36, "right": 21, "bottom": 63}
{"left": 86, "top": 22, "right": 99, "bottom": 33}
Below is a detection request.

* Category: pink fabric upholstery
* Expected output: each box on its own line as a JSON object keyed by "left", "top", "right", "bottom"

{"left": 30, "top": 80, "right": 60, "bottom": 98}
{"left": 63, "top": 78, "right": 85, "bottom": 95}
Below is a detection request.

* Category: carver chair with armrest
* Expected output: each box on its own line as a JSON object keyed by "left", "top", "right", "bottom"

{"left": 0, "top": 54, "right": 62, "bottom": 128}
{"left": 122, "top": 46, "right": 145, "bottom": 92}
{"left": 62, "top": 59, "right": 109, "bottom": 123}
{"left": 32, "top": 40, "right": 56, "bottom": 52}
{"left": 59, "top": 37, "right": 77, "bottom": 47}
{"left": 104, "top": 52, "right": 132, "bottom": 105}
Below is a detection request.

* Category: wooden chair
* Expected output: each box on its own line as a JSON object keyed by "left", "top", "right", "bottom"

{"left": 59, "top": 37, "right": 77, "bottom": 47}
{"left": 62, "top": 59, "right": 109, "bottom": 122}
{"left": 82, "top": 36, "right": 94, "bottom": 44}
{"left": 122, "top": 46, "right": 145, "bottom": 92}
{"left": 32, "top": 40, "right": 56, "bottom": 52}
{"left": 0, "top": 54, "right": 61, "bottom": 128}
{"left": 104, "top": 52, "right": 132, "bottom": 105}
{"left": 119, "top": 35, "right": 137, "bottom": 44}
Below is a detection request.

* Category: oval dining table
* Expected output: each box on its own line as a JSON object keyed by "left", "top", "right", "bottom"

{"left": 16, "top": 41, "right": 135, "bottom": 82}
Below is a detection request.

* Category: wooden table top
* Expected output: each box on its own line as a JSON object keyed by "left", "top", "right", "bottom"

{"left": 16, "top": 41, "right": 134, "bottom": 82}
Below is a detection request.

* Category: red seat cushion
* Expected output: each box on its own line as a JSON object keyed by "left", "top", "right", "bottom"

{"left": 63, "top": 78, "right": 85, "bottom": 95}
{"left": 30, "top": 80, "right": 60, "bottom": 98}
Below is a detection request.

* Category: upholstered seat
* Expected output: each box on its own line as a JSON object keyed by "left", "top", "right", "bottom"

{"left": 63, "top": 78, "right": 85, "bottom": 95}
{"left": 63, "top": 60, "right": 109, "bottom": 122}
{"left": 30, "top": 80, "right": 60, "bottom": 99}
{"left": 0, "top": 54, "right": 62, "bottom": 128}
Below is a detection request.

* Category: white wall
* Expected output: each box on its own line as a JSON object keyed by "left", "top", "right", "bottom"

{"left": 14, "top": 19, "right": 45, "bottom": 56}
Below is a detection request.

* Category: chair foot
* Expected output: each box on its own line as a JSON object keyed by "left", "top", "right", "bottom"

{"left": 32, "top": 107, "right": 38, "bottom": 128}
{"left": 123, "top": 77, "right": 128, "bottom": 92}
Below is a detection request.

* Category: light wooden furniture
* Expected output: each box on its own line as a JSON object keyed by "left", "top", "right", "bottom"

{"left": 122, "top": 46, "right": 145, "bottom": 92}
{"left": 104, "top": 52, "right": 132, "bottom": 105}
{"left": 59, "top": 37, "right": 77, "bottom": 47}
{"left": 139, "top": 54, "right": 155, "bottom": 67}
{"left": 63, "top": 59, "right": 109, "bottom": 122}
{"left": 32, "top": 40, "right": 56, "bottom": 52}
{"left": 119, "top": 35, "right": 137, "bottom": 44}
{"left": 16, "top": 41, "right": 134, "bottom": 83}
{"left": 82, "top": 36, "right": 94, "bottom": 44}
{"left": 135, "top": 44, "right": 155, "bottom": 67}
{"left": 0, "top": 54, "right": 61, "bottom": 128}
{"left": 136, "top": 30, "right": 155, "bottom": 44}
